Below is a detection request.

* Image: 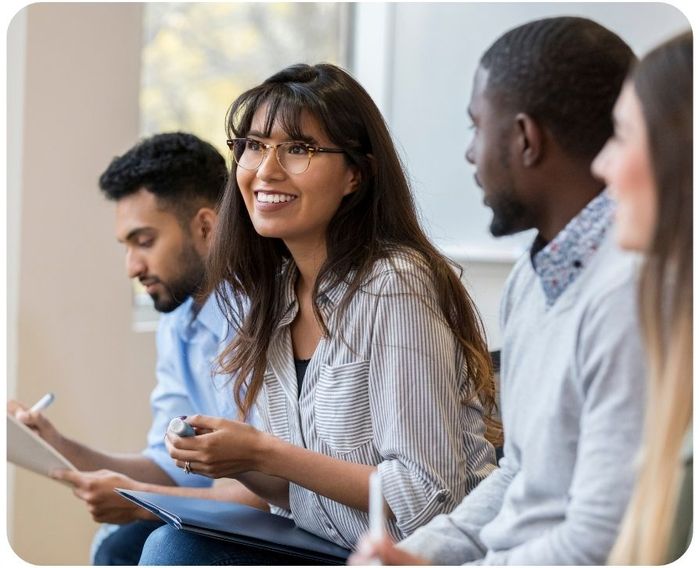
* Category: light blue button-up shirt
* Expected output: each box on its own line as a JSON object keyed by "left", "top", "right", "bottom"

{"left": 92, "top": 291, "right": 248, "bottom": 562}
{"left": 142, "top": 292, "right": 239, "bottom": 487}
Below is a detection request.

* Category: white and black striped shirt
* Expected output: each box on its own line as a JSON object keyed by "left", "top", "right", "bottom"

{"left": 257, "top": 249, "right": 497, "bottom": 549}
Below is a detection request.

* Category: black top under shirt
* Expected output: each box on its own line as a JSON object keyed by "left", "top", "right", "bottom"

{"left": 294, "top": 358, "right": 311, "bottom": 395}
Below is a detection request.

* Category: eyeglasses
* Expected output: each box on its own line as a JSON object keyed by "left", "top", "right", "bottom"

{"left": 226, "top": 137, "right": 346, "bottom": 175}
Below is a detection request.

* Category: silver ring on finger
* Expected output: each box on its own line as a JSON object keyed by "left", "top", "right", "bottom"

{"left": 184, "top": 460, "right": 192, "bottom": 475}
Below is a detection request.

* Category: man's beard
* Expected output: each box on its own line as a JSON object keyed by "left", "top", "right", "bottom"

{"left": 485, "top": 156, "right": 530, "bottom": 237}
{"left": 150, "top": 242, "right": 206, "bottom": 313}
{"left": 484, "top": 127, "right": 535, "bottom": 237}
{"left": 488, "top": 186, "right": 530, "bottom": 237}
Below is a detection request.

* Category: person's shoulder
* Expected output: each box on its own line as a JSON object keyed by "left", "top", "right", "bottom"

{"left": 504, "top": 247, "right": 533, "bottom": 288}
{"left": 496, "top": 247, "right": 537, "bottom": 329}
{"left": 203, "top": 285, "right": 248, "bottom": 343}
{"left": 364, "top": 247, "right": 437, "bottom": 290}
{"left": 574, "top": 236, "right": 643, "bottom": 342}
{"left": 212, "top": 283, "right": 247, "bottom": 316}
{"left": 580, "top": 232, "right": 642, "bottom": 300}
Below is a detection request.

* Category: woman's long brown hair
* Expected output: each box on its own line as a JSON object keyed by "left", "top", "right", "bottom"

{"left": 205, "top": 63, "right": 501, "bottom": 445}
{"left": 609, "top": 31, "right": 692, "bottom": 565}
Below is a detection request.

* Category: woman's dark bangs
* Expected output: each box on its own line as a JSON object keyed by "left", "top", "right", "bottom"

{"left": 266, "top": 86, "right": 319, "bottom": 142}
{"left": 230, "top": 83, "right": 327, "bottom": 142}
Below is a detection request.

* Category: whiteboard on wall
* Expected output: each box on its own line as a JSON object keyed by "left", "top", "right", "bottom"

{"left": 352, "top": 2, "right": 690, "bottom": 262}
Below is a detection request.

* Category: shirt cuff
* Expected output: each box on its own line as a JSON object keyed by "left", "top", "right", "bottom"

{"left": 377, "top": 460, "right": 454, "bottom": 536}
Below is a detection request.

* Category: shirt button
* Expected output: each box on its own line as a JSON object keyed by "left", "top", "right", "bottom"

{"left": 436, "top": 491, "right": 448, "bottom": 503}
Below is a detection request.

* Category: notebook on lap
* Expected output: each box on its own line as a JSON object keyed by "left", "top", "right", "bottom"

{"left": 116, "top": 489, "right": 351, "bottom": 564}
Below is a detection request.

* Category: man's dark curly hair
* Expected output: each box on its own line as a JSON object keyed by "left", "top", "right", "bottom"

{"left": 99, "top": 132, "right": 227, "bottom": 222}
{"left": 481, "top": 16, "right": 636, "bottom": 161}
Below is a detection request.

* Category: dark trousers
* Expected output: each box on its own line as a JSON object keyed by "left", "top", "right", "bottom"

{"left": 138, "top": 524, "right": 328, "bottom": 565}
{"left": 92, "top": 521, "right": 163, "bottom": 565}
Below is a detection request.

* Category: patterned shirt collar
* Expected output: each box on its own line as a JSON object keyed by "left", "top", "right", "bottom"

{"left": 531, "top": 191, "right": 614, "bottom": 306}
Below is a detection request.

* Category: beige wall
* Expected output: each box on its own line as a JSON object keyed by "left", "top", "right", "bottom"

{"left": 7, "top": 4, "right": 154, "bottom": 564}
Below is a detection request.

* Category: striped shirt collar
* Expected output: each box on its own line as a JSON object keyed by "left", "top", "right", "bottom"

{"left": 531, "top": 191, "right": 614, "bottom": 306}
{"left": 276, "top": 260, "right": 352, "bottom": 328}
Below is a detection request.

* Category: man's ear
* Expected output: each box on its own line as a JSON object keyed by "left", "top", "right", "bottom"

{"left": 190, "top": 207, "right": 217, "bottom": 248}
{"left": 515, "top": 113, "right": 544, "bottom": 167}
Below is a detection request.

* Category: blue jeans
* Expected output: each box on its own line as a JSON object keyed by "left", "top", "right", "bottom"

{"left": 92, "top": 521, "right": 163, "bottom": 565}
{"left": 138, "top": 524, "right": 326, "bottom": 565}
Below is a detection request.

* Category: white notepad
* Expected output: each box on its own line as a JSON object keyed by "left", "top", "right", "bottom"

{"left": 7, "top": 413, "right": 76, "bottom": 477}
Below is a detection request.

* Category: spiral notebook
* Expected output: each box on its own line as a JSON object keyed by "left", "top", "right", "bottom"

{"left": 116, "top": 489, "right": 351, "bottom": 564}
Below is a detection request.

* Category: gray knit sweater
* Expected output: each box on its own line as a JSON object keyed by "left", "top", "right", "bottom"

{"left": 399, "top": 230, "right": 646, "bottom": 565}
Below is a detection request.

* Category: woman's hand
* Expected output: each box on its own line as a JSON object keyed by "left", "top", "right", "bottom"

{"left": 165, "top": 415, "right": 268, "bottom": 478}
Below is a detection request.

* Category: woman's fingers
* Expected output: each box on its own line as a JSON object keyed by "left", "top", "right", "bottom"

{"left": 185, "top": 414, "right": 222, "bottom": 431}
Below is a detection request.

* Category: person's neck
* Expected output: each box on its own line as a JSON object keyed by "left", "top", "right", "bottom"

{"left": 286, "top": 238, "right": 328, "bottom": 297}
{"left": 534, "top": 168, "right": 605, "bottom": 243}
{"left": 190, "top": 282, "right": 207, "bottom": 315}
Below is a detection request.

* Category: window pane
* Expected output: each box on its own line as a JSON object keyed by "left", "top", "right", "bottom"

{"left": 140, "top": 2, "right": 348, "bottom": 156}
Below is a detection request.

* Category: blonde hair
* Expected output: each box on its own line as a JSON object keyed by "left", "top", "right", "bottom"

{"left": 608, "top": 31, "right": 693, "bottom": 565}
{"left": 609, "top": 297, "right": 692, "bottom": 564}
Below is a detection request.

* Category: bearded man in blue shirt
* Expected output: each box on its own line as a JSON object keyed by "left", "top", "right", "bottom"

{"left": 8, "top": 132, "right": 264, "bottom": 565}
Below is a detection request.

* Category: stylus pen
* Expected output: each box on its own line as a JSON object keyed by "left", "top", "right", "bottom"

{"left": 369, "top": 471, "right": 384, "bottom": 540}
{"left": 29, "top": 393, "right": 55, "bottom": 413}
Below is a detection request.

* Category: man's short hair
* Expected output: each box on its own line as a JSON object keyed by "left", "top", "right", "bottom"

{"left": 480, "top": 17, "right": 636, "bottom": 161}
{"left": 99, "top": 132, "right": 227, "bottom": 221}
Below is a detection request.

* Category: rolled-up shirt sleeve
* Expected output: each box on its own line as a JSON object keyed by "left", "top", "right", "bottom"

{"left": 369, "top": 264, "right": 497, "bottom": 536}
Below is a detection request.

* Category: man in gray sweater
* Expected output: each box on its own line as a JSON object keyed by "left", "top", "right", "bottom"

{"left": 350, "top": 17, "right": 645, "bottom": 565}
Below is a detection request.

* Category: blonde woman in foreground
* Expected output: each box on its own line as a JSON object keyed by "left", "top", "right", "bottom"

{"left": 592, "top": 30, "right": 692, "bottom": 564}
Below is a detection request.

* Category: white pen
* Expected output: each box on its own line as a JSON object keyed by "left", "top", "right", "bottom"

{"left": 368, "top": 471, "right": 385, "bottom": 565}
{"left": 369, "top": 470, "right": 385, "bottom": 540}
{"left": 29, "top": 392, "right": 55, "bottom": 413}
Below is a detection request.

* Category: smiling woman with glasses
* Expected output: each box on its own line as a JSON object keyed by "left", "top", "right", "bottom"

{"left": 139, "top": 62, "right": 501, "bottom": 565}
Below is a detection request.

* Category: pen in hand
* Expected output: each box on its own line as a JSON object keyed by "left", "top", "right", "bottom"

{"left": 29, "top": 393, "right": 55, "bottom": 413}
